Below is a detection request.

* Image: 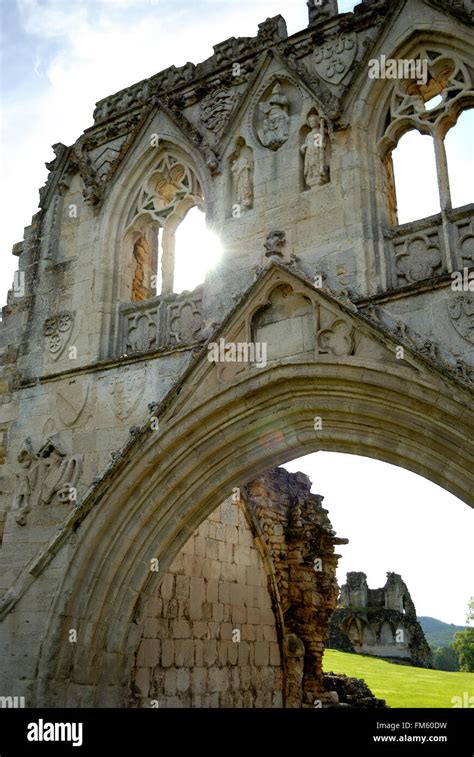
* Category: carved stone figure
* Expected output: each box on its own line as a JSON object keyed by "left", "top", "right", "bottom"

{"left": 231, "top": 154, "right": 253, "bottom": 210}
{"left": 264, "top": 230, "right": 286, "bottom": 258}
{"left": 259, "top": 82, "right": 290, "bottom": 150}
{"left": 13, "top": 440, "right": 40, "bottom": 526}
{"left": 13, "top": 438, "right": 83, "bottom": 525}
{"left": 301, "top": 113, "right": 329, "bottom": 188}
{"left": 39, "top": 439, "right": 82, "bottom": 505}
{"left": 131, "top": 237, "right": 153, "bottom": 302}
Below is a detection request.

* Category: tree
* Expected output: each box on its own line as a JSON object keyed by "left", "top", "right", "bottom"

{"left": 432, "top": 645, "right": 459, "bottom": 672}
{"left": 453, "top": 597, "right": 474, "bottom": 673}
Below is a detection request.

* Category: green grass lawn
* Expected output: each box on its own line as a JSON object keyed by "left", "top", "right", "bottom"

{"left": 323, "top": 649, "right": 474, "bottom": 708}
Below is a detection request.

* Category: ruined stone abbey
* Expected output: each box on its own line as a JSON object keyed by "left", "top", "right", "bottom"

{"left": 328, "top": 572, "right": 433, "bottom": 668}
{"left": 0, "top": 0, "right": 472, "bottom": 708}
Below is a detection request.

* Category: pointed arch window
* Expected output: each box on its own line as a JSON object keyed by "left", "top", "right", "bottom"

{"left": 124, "top": 154, "right": 207, "bottom": 298}
{"left": 379, "top": 51, "right": 474, "bottom": 227}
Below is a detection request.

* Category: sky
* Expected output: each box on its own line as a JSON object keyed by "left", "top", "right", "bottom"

{"left": 283, "top": 453, "right": 472, "bottom": 626}
{"left": 0, "top": 0, "right": 472, "bottom": 625}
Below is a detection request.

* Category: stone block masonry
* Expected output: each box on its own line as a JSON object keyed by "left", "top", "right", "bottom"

{"left": 129, "top": 494, "right": 284, "bottom": 708}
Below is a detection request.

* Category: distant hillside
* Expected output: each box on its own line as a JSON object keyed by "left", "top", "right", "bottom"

{"left": 419, "top": 616, "right": 465, "bottom": 648}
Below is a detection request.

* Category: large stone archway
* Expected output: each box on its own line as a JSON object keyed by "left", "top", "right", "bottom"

{"left": 1, "top": 0, "right": 472, "bottom": 711}
{"left": 35, "top": 268, "right": 472, "bottom": 706}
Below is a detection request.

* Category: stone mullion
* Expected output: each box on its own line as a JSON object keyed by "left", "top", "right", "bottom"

{"left": 433, "top": 134, "right": 456, "bottom": 273}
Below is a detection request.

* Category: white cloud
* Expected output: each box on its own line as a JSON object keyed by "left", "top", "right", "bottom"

{"left": 2, "top": 0, "right": 310, "bottom": 290}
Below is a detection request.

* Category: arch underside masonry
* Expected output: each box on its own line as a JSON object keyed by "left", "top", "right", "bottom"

{"left": 35, "top": 266, "right": 473, "bottom": 707}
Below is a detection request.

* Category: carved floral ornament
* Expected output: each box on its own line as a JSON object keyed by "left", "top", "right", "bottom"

{"left": 395, "top": 235, "right": 442, "bottom": 284}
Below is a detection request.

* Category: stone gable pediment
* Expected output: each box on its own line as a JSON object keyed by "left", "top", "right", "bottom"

{"left": 161, "top": 263, "right": 431, "bottom": 419}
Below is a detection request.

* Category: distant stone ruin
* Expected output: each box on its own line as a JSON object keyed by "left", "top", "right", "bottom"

{"left": 328, "top": 572, "right": 433, "bottom": 668}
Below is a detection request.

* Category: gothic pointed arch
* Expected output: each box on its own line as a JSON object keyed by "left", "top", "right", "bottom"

{"left": 347, "top": 26, "right": 474, "bottom": 293}
{"left": 95, "top": 136, "right": 210, "bottom": 358}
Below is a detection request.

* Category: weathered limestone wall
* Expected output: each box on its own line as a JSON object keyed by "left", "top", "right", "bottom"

{"left": 0, "top": 0, "right": 472, "bottom": 598}
{"left": 129, "top": 498, "right": 282, "bottom": 708}
{"left": 0, "top": 0, "right": 471, "bottom": 705}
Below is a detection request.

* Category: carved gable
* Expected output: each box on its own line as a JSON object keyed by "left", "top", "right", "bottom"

{"left": 166, "top": 264, "right": 429, "bottom": 415}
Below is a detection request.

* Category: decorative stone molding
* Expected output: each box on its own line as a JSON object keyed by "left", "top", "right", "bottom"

{"left": 379, "top": 48, "right": 473, "bottom": 151}
{"left": 120, "top": 287, "right": 204, "bottom": 356}
{"left": 453, "top": 212, "right": 474, "bottom": 268}
{"left": 167, "top": 297, "right": 203, "bottom": 345}
{"left": 199, "top": 87, "right": 237, "bottom": 134}
{"left": 385, "top": 218, "right": 447, "bottom": 287}
{"left": 127, "top": 153, "right": 204, "bottom": 233}
{"left": 394, "top": 234, "right": 443, "bottom": 285}
{"left": 317, "top": 318, "right": 355, "bottom": 357}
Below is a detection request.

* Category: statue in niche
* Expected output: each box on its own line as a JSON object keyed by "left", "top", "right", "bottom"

{"left": 384, "top": 153, "right": 398, "bottom": 226}
{"left": 231, "top": 151, "right": 253, "bottom": 211}
{"left": 300, "top": 112, "right": 329, "bottom": 188}
{"left": 131, "top": 237, "right": 153, "bottom": 302}
{"left": 259, "top": 82, "right": 290, "bottom": 150}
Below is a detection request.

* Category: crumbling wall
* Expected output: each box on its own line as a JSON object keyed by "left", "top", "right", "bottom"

{"left": 129, "top": 468, "right": 384, "bottom": 707}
